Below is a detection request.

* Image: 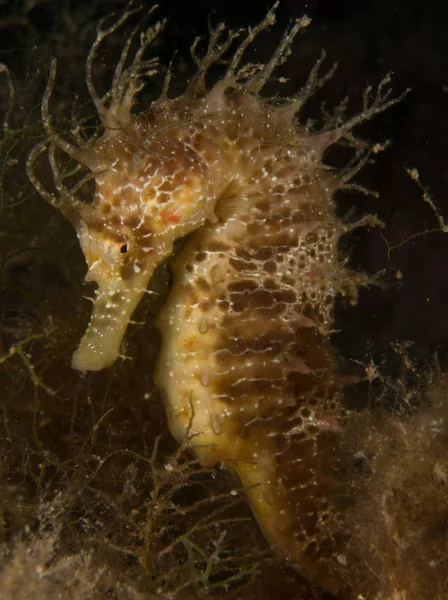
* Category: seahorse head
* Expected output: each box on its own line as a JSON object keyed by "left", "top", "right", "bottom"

{"left": 70, "top": 129, "right": 216, "bottom": 371}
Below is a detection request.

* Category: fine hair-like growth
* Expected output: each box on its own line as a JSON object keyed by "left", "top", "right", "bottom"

{"left": 26, "top": 3, "right": 411, "bottom": 598}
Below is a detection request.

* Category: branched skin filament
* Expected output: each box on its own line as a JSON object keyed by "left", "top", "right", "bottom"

{"left": 27, "top": 4, "right": 404, "bottom": 598}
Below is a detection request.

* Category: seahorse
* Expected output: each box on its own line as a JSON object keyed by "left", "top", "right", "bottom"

{"left": 27, "top": 4, "right": 402, "bottom": 597}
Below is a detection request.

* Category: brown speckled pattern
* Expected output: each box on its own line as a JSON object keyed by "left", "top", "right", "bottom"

{"left": 155, "top": 108, "right": 349, "bottom": 594}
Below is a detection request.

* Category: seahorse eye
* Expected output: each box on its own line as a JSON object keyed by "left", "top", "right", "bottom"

{"left": 120, "top": 243, "right": 128, "bottom": 254}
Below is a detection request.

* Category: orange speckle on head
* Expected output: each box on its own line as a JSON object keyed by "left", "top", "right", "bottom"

{"left": 161, "top": 209, "right": 181, "bottom": 224}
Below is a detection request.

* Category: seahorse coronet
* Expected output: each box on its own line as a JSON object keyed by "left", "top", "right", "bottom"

{"left": 27, "top": 5, "right": 403, "bottom": 598}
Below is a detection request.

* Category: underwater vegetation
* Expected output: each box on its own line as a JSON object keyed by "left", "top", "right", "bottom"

{"left": 1, "top": 0, "right": 448, "bottom": 598}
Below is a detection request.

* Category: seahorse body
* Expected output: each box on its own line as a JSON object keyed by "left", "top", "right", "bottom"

{"left": 154, "top": 93, "right": 348, "bottom": 594}
{"left": 27, "top": 6, "right": 400, "bottom": 598}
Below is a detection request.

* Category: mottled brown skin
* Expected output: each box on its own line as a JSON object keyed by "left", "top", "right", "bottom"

{"left": 154, "top": 94, "right": 351, "bottom": 595}
{"left": 27, "top": 6, "right": 400, "bottom": 599}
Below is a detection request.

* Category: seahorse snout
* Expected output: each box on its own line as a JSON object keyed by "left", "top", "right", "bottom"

{"left": 71, "top": 269, "right": 153, "bottom": 371}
